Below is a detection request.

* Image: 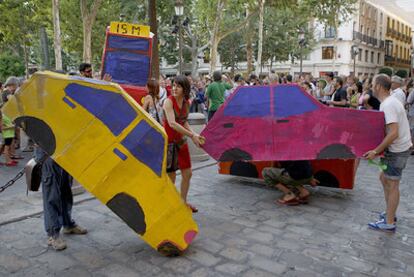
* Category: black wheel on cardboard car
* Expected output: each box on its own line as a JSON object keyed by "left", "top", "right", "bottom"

{"left": 219, "top": 148, "right": 253, "bottom": 162}
{"left": 229, "top": 161, "right": 259, "bottom": 178}
{"left": 317, "top": 144, "right": 356, "bottom": 160}
{"left": 15, "top": 116, "right": 56, "bottom": 155}
{"left": 313, "top": 170, "right": 339, "bottom": 188}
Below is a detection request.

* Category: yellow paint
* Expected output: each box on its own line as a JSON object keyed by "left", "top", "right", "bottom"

{"left": 109, "top": 21, "right": 150, "bottom": 37}
{"left": 2, "top": 71, "right": 197, "bottom": 255}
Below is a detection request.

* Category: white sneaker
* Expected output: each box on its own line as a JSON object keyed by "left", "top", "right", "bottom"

{"left": 47, "top": 236, "right": 67, "bottom": 251}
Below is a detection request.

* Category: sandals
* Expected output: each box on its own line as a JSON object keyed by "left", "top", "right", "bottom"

{"left": 11, "top": 156, "right": 24, "bottom": 160}
{"left": 186, "top": 203, "right": 198, "bottom": 213}
{"left": 298, "top": 195, "right": 309, "bottom": 204}
{"left": 276, "top": 197, "right": 300, "bottom": 206}
{"left": 6, "top": 161, "right": 18, "bottom": 167}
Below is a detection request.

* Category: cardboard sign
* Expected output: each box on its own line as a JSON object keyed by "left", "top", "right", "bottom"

{"left": 110, "top": 21, "right": 150, "bottom": 37}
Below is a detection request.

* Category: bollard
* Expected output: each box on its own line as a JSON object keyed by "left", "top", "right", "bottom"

{"left": 188, "top": 113, "right": 209, "bottom": 161}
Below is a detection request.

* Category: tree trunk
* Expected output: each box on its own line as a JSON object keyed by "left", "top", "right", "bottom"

{"left": 209, "top": 0, "right": 225, "bottom": 75}
{"left": 256, "top": 0, "right": 265, "bottom": 74}
{"left": 80, "top": 0, "right": 104, "bottom": 64}
{"left": 246, "top": 7, "right": 253, "bottom": 75}
{"left": 40, "top": 26, "right": 50, "bottom": 70}
{"left": 148, "top": 0, "right": 159, "bottom": 79}
{"left": 52, "top": 0, "right": 63, "bottom": 70}
{"left": 82, "top": 21, "right": 92, "bottom": 63}
{"left": 191, "top": 46, "right": 198, "bottom": 78}
{"left": 23, "top": 43, "right": 29, "bottom": 79}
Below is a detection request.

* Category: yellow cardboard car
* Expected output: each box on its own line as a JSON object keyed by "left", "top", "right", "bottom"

{"left": 2, "top": 71, "right": 198, "bottom": 256}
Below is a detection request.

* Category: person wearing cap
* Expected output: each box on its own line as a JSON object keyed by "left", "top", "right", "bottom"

{"left": 391, "top": 75, "right": 406, "bottom": 106}
{"left": 2, "top": 76, "right": 20, "bottom": 103}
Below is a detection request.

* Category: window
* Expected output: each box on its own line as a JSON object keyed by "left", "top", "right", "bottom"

{"left": 224, "top": 87, "right": 270, "bottom": 117}
{"left": 380, "top": 13, "right": 383, "bottom": 24}
{"left": 392, "top": 19, "right": 395, "bottom": 29}
{"left": 358, "top": 48, "right": 362, "bottom": 61}
{"left": 377, "top": 53, "right": 381, "bottom": 64}
{"left": 121, "top": 121, "right": 164, "bottom": 176}
{"left": 365, "top": 50, "right": 369, "bottom": 62}
{"left": 64, "top": 83, "right": 137, "bottom": 136}
{"left": 322, "top": 46, "right": 334, "bottom": 59}
{"left": 360, "top": 25, "right": 363, "bottom": 33}
{"left": 400, "top": 46, "right": 403, "bottom": 58}
{"left": 325, "top": 26, "right": 336, "bottom": 38}
{"left": 273, "top": 86, "right": 317, "bottom": 118}
{"left": 371, "top": 51, "right": 374, "bottom": 63}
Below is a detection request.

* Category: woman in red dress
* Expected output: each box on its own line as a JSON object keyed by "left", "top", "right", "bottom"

{"left": 163, "top": 75, "right": 205, "bottom": 213}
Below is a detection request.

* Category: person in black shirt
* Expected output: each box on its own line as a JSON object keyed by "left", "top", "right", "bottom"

{"left": 262, "top": 161, "right": 319, "bottom": 205}
{"left": 327, "top": 76, "right": 348, "bottom": 107}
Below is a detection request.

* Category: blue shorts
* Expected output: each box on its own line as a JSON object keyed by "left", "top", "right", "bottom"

{"left": 381, "top": 150, "right": 410, "bottom": 181}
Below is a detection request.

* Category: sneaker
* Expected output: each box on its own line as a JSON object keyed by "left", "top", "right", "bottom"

{"left": 63, "top": 225, "right": 88, "bottom": 235}
{"left": 47, "top": 236, "right": 67, "bottom": 251}
{"left": 368, "top": 219, "right": 396, "bottom": 233}
{"left": 379, "top": 212, "right": 397, "bottom": 222}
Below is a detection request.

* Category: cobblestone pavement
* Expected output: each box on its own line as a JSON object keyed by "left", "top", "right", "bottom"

{"left": 0, "top": 157, "right": 414, "bottom": 276}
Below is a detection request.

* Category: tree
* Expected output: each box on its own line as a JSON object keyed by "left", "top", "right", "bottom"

{"left": 395, "top": 69, "right": 408, "bottom": 79}
{"left": 218, "top": 32, "right": 245, "bottom": 76}
{"left": 80, "top": 0, "right": 104, "bottom": 63}
{"left": 378, "top": 67, "right": 393, "bottom": 77}
{"left": 259, "top": 3, "right": 315, "bottom": 71}
{"left": 0, "top": 0, "right": 50, "bottom": 77}
{"left": 0, "top": 52, "right": 25, "bottom": 81}
{"left": 305, "top": 0, "right": 357, "bottom": 72}
{"left": 148, "top": 0, "right": 159, "bottom": 79}
{"left": 52, "top": 0, "right": 63, "bottom": 70}
{"left": 196, "top": 0, "right": 258, "bottom": 75}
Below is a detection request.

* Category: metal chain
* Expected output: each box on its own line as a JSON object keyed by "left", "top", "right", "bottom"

{"left": 0, "top": 169, "right": 25, "bottom": 193}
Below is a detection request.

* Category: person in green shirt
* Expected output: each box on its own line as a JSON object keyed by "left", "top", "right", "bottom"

{"left": 206, "top": 71, "right": 233, "bottom": 121}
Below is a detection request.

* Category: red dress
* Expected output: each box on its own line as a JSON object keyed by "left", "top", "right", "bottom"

{"left": 164, "top": 95, "right": 191, "bottom": 170}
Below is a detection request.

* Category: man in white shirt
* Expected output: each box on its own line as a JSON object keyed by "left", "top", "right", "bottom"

{"left": 364, "top": 74, "right": 412, "bottom": 232}
{"left": 390, "top": 75, "right": 406, "bottom": 106}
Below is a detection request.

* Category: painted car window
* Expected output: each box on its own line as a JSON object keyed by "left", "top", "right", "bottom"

{"left": 121, "top": 120, "right": 164, "bottom": 177}
{"left": 273, "top": 86, "right": 318, "bottom": 118}
{"left": 103, "top": 51, "right": 150, "bottom": 87}
{"left": 223, "top": 87, "right": 270, "bottom": 117}
{"left": 64, "top": 83, "right": 137, "bottom": 136}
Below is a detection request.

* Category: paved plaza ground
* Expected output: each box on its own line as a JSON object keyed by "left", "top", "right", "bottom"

{"left": 0, "top": 153, "right": 414, "bottom": 276}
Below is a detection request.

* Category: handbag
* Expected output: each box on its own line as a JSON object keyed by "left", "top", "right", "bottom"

{"left": 166, "top": 143, "right": 179, "bottom": 172}
{"left": 24, "top": 157, "right": 45, "bottom": 194}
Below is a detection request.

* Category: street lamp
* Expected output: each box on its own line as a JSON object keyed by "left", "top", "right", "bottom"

{"left": 298, "top": 30, "right": 306, "bottom": 75}
{"left": 175, "top": 0, "right": 184, "bottom": 75}
{"left": 351, "top": 45, "right": 359, "bottom": 76}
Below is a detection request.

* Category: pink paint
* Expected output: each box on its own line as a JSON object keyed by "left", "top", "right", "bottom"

{"left": 201, "top": 84, "right": 385, "bottom": 162}
{"left": 184, "top": 230, "right": 197, "bottom": 244}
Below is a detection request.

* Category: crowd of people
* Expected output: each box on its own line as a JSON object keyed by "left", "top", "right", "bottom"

{"left": 1, "top": 66, "right": 414, "bottom": 251}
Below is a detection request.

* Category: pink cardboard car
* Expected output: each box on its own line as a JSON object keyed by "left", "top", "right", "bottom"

{"left": 201, "top": 84, "right": 384, "bottom": 162}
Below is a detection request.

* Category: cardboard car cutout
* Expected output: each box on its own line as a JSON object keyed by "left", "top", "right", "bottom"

{"left": 201, "top": 84, "right": 385, "bottom": 162}
{"left": 101, "top": 22, "right": 152, "bottom": 105}
{"left": 2, "top": 71, "right": 197, "bottom": 256}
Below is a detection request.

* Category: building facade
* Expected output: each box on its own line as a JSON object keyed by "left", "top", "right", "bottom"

{"left": 384, "top": 12, "right": 412, "bottom": 73}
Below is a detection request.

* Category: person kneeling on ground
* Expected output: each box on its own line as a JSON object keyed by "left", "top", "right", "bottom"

{"left": 35, "top": 147, "right": 87, "bottom": 251}
{"left": 262, "top": 161, "right": 319, "bottom": 206}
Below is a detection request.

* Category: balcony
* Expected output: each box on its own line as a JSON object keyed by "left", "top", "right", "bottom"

{"left": 353, "top": 31, "right": 382, "bottom": 48}
{"left": 385, "top": 55, "right": 395, "bottom": 62}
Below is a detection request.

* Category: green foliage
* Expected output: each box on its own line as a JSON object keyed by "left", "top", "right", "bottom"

{"left": 378, "top": 67, "right": 393, "bottom": 77}
{"left": 260, "top": 4, "right": 315, "bottom": 64}
{"left": 0, "top": 52, "right": 25, "bottom": 81}
{"left": 305, "top": 0, "right": 357, "bottom": 28}
{"left": 395, "top": 69, "right": 408, "bottom": 79}
{"left": 218, "top": 32, "right": 245, "bottom": 72}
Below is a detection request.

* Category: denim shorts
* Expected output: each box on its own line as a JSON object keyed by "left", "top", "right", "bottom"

{"left": 381, "top": 150, "right": 411, "bottom": 180}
